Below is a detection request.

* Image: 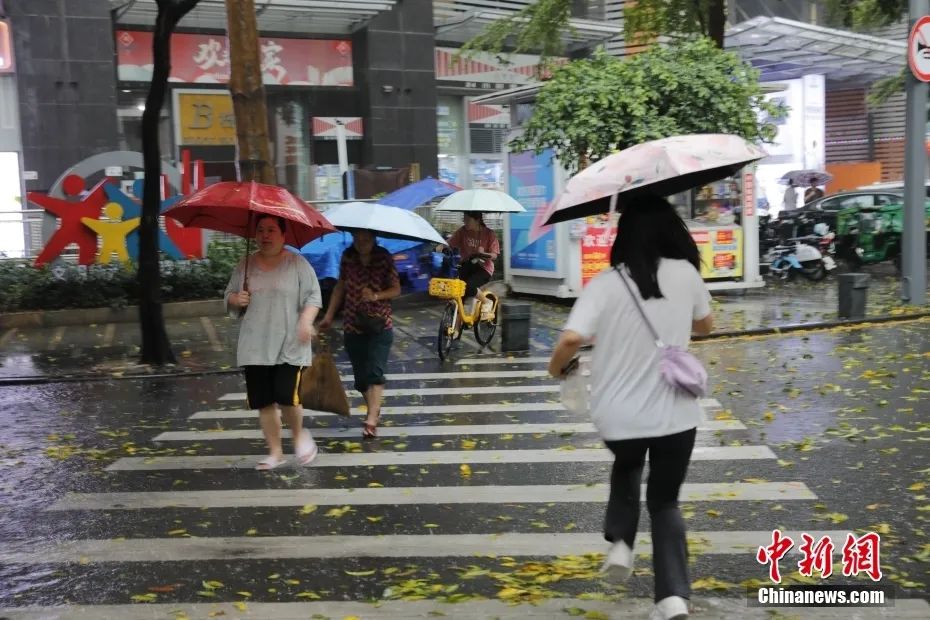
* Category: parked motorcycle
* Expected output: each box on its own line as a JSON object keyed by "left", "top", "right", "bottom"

{"left": 763, "top": 235, "right": 836, "bottom": 281}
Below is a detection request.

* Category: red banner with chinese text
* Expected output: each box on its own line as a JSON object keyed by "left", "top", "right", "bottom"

{"left": 115, "top": 30, "right": 353, "bottom": 86}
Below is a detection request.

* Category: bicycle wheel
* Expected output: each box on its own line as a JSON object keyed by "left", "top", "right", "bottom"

{"left": 473, "top": 294, "right": 498, "bottom": 346}
{"left": 437, "top": 301, "right": 456, "bottom": 361}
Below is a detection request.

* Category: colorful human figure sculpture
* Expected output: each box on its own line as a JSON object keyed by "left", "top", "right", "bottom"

{"left": 81, "top": 202, "right": 140, "bottom": 264}
{"left": 29, "top": 174, "right": 107, "bottom": 266}
{"left": 103, "top": 182, "right": 183, "bottom": 260}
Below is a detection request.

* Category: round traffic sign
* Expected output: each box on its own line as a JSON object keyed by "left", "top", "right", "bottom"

{"left": 908, "top": 15, "right": 930, "bottom": 82}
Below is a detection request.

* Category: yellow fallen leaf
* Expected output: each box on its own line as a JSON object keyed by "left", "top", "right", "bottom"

{"left": 202, "top": 580, "right": 224, "bottom": 589}
{"left": 284, "top": 579, "right": 301, "bottom": 585}
{"left": 245, "top": 528, "right": 258, "bottom": 535}
{"left": 299, "top": 504, "right": 318, "bottom": 515}
{"left": 460, "top": 464, "right": 472, "bottom": 477}
{"left": 344, "top": 570, "right": 376, "bottom": 576}
{"left": 233, "top": 602, "right": 247, "bottom": 612}
{"left": 367, "top": 482, "right": 384, "bottom": 488}
{"left": 909, "top": 482, "right": 926, "bottom": 492}
{"left": 366, "top": 516, "right": 384, "bottom": 522}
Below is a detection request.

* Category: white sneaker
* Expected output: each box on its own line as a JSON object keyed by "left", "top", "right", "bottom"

{"left": 648, "top": 596, "right": 689, "bottom": 620}
{"left": 601, "top": 540, "right": 633, "bottom": 582}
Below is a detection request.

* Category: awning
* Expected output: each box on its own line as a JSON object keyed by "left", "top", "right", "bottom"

{"left": 433, "top": 0, "right": 620, "bottom": 50}
{"left": 726, "top": 16, "right": 906, "bottom": 84}
{"left": 110, "top": 0, "right": 396, "bottom": 34}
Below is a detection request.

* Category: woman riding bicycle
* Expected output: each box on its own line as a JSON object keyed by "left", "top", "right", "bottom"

{"left": 440, "top": 212, "right": 500, "bottom": 316}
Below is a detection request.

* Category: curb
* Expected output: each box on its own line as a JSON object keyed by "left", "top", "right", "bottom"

{"left": 0, "top": 292, "right": 439, "bottom": 330}
{"left": 1, "top": 312, "right": 928, "bottom": 387}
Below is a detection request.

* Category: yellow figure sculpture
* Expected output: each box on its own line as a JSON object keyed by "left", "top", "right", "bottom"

{"left": 81, "top": 202, "right": 140, "bottom": 264}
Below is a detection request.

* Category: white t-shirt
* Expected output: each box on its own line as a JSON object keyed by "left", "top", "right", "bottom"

{"left": 564, "top": 259, "right": 712, "bottom": 441}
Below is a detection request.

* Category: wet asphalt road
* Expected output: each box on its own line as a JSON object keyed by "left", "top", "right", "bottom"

{"left": 0, "top": 317, "right": 928, "bottom": 618}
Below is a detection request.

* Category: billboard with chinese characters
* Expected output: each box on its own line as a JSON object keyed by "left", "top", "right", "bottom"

{"left": 507, "top": 149, "right": 558, "bottom": 273}
{"left": 580, "top": 217, "right": 616, "bottom": 286}
{"left": 692, "top": 226, "right": 743, "bottom": 279}
{"left": 116, "top": 30, "right": 353, "bottom": 86}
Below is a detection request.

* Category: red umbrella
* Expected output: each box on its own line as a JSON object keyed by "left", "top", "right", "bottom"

{"left": 166, "top": 181, "right": 335, "bottom": 247}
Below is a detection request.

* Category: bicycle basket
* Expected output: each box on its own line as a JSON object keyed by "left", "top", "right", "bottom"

{"left": 429, "top": 278, "right": 466, "bottom": 299}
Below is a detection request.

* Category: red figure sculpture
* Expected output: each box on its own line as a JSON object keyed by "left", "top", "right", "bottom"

{"left": 29, "top": 175, "right": 109, "bottom": 266}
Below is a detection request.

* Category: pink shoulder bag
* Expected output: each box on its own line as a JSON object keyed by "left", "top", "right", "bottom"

{"left": 616, "top": 267, "right": 708, "bottom": 398}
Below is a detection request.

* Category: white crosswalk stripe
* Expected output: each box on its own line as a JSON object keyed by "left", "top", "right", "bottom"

{"left": 106, "top": 445, "right": 777, "bottom": 471}
{"left": 153, "top": 420, "right": 743, "bottom": 441}
{"left": 49, "top": 482, "right": 817, "bottom": 510}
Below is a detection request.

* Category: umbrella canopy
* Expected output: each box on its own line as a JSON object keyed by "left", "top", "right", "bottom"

{"left": 544, "top": 134, "right": 767, "bottom": 225}
{"left": 322, "top": 201, "right": 446, "bottom": 245}
{"left": 435, "top": 188, "right": 526, "bottom": 213}
{"left": 379, "top": 177, "right": 461, "bottom": 210}
{"left": 165, "top": 181, "right": 335, "bottom": 247}
{"left": 779, "top": 170, "right": 832, "bottom": 186}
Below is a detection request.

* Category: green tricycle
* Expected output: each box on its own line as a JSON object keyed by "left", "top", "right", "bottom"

{"left": 835, "top": 201, "right": 930, "bottom": 270}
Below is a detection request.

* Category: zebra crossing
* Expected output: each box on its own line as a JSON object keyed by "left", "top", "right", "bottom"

{"left": 1, "top": 358, "right": 925, "bottom": 620}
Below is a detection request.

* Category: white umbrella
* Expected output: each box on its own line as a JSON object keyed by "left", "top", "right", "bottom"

{"left": 322, "top": 201, "right": 446, "bottom": 245}
{"left": 435, "top": 188, "right": 526, "bottom": 213}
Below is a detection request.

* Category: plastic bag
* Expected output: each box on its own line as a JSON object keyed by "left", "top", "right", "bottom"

{"left": 300, "top": 349, "right": 350, "bottom": 416}
{"left": 559, "top": 357, "right": 590, "bottom": 415}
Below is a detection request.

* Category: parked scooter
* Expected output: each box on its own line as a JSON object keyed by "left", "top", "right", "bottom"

{"left": 763, "top": 233, "right": 836, "bottom": 281}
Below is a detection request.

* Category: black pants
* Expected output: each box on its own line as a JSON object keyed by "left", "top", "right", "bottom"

{"left": 604, "top": 427, "right": 696, "bottom": 603}
{"left": 458, "top": 260, "right": 491, "bottom": 298}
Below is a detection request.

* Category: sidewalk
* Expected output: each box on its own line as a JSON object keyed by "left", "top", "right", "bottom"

{"left": 1, "top": 267, "right": 927, "bottom": 382}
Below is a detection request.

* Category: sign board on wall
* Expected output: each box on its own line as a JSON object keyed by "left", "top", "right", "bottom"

{"left": 435, "top": 47, "right": 564, "bottom": 90}
{"left": 692, "top": 227, "right": 743, "bottom": 279}
{"left": 116, "top": 30, "right": 353, "bottom": 86}
{"left": 312, "top": 117, "right": 363, "bottom": 140}
{"left": 174, "top": 91, "right": 236, "bottom": 146}
{"left": 508, "top": 149, "right": 558, "bottom": 273}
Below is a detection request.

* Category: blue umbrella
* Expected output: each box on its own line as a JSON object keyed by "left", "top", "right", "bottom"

{"left": 379, "top": 177, "right": 461, "bottom": 210}
{"left": 299, "top": 231, "right": 422, "bottom": 281}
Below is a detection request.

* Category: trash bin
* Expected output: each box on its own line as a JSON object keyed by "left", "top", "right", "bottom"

{"left": 500, "top": 301, "right": 531, "bottom": 352}
{"left": 838, "top": 273, "right": 870, "bottom": 319}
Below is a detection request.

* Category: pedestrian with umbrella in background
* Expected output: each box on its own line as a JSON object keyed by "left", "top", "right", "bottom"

{"left": 166, "top": 181, "right": 335, "bottom": 470}
{"left": 318, "top": 202, "right": 446, "bottom": 439}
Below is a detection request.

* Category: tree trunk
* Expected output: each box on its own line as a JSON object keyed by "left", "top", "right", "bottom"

{"left": 707, "top": 0, "right": 726, "bottom": 48}
{"left": 225, "top": 0, "right": 276, "bottom": 185}
{"left": 138, "top": 0, "right": 199, "bottom": 366}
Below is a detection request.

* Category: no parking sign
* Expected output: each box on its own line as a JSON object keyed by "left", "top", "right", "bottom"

{"left": 908, "top": 15, "right": 930, "bottom": 82}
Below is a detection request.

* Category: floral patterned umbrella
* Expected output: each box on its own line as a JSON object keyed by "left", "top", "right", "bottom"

{"left": 544, "top": 134, "right": 767, "bottom": 225}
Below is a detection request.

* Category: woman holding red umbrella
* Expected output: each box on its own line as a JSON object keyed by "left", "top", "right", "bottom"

{"left": 225, "top": 215, "right": 323, "bottom": 470}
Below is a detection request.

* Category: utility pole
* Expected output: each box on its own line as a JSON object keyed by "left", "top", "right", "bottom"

{"left": 224, "top": 0, "right": 275, "bottom": 185}
{"left": 904, "top": 0, "right": 928, "bottom": 305}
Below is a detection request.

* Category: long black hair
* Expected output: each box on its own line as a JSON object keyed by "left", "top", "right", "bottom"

{"left": 610, "top": 194, "right": 701, "bottom": 300}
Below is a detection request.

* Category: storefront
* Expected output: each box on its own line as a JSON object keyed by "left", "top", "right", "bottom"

{"left": 0, "top": 16, "right": 25, "bottom": 258}
{"left": 113, "top": 28, "right": 363, "bottom": 201}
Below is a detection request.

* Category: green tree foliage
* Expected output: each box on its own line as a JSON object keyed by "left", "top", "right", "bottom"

{"left": 458, "top": 0, "right": 573, "bottom": 65}
{"left": 510, "top": 40, "right": 784, "bottom": 174}
{"left": 825, "top": 0, "right": 907, "bottom": 29}
{"left": 624, "top": 0, "right": 726, "bottom": 47}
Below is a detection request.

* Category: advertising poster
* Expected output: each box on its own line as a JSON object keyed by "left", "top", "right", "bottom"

{"left": 692, "top": 227, "right": 743, "bottom": 279}
{"left": 508, "top": 149, "right": 557, "bottom": 272}
{"left": 581, "top": 217, "right": 616, "bottom": 286}
{"left": 116, "top": 31, "right": 353, "bottom": 86}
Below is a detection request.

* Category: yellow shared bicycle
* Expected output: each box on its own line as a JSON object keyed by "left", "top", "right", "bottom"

{"left": 428, "top": 277, "right": 499, "bottom": 361}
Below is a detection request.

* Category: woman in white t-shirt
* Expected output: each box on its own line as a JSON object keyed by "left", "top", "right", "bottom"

{"left": 548, "top": 195, "right": 713, "bottom": 620}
